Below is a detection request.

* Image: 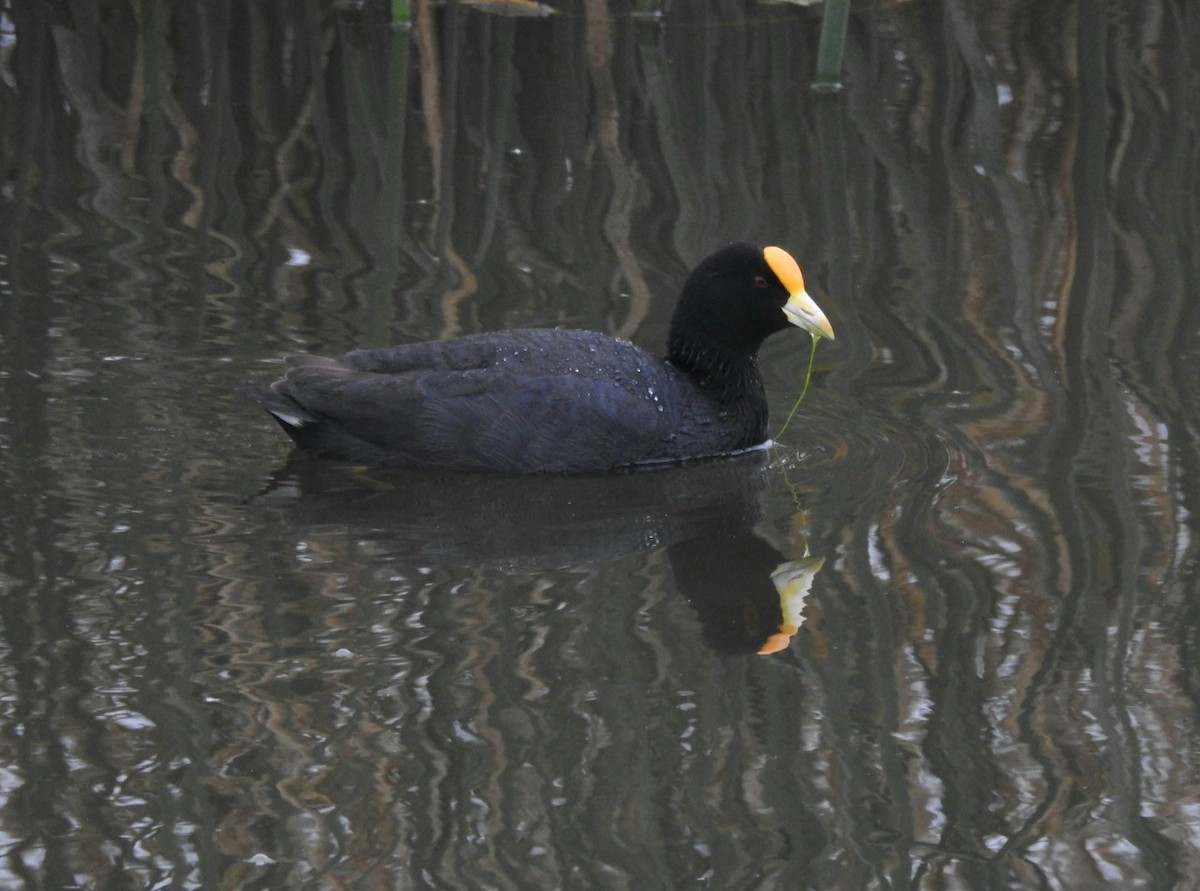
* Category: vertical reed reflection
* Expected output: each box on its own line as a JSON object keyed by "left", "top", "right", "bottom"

{"left": 821, "top": 2, "right": 1200, "bottom": 887}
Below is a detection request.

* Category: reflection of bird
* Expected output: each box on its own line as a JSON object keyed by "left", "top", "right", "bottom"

{"left": 668, "top": 532, "right": 824, "bottom": 656}
{"left": 252, "top": 451, "right": 772, "bottom": 571}
{"left": 249, "top": 243, "right": 834, "bottom": 474}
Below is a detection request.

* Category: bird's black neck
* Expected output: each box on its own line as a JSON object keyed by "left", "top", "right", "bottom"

{"left": 667, "top": 335, "right": 766, "bottom": 403}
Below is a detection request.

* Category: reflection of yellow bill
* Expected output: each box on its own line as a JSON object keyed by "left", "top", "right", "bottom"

{"left": 758, "top": 557, "right": 825, "bottom": 655}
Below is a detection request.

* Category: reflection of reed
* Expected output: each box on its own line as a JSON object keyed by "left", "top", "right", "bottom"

{"left": 824, "top": 4, "right": 1200, "bottom": 887}
{"left": 585, "top": 0, "right": 650, "bottom": 339}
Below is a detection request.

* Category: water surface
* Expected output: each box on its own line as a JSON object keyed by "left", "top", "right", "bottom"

{"left": 2, "top": 1, "right": 1199, "bottom": 888}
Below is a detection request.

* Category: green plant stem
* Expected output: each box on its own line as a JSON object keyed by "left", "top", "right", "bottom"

{"left": 775, "top": 333, "right": 820, "bottom": 441}
{"left": 813, "top": 0, "right": 850, "bottom": 90}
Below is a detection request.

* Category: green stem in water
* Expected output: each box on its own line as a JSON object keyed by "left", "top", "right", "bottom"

{"left": 775, "top": 333, "right": 820, "bottom": 441}
{"left": 812, "top": 0, "right": 851, "bottom": 91}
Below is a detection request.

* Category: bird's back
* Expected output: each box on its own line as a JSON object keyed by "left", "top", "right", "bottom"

{"left": 253, "top": 328, "right": 764, "bottom": 473}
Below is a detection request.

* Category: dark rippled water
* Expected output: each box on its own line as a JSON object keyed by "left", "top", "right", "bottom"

{"left": 3, "top": 1, "right": 1200, "bottom": 888}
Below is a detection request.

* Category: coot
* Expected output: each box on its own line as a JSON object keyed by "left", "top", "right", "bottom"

{"left": 249, "top": 242, "right": 834, "bottom": 473}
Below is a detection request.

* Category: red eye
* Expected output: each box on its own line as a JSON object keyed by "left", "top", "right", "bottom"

{"left": 754, "top": 275, "right": 768, "bottom": 289}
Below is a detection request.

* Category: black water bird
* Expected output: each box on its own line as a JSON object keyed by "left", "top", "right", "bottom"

{"left": 248, "top": 242, "right": 834, "bottom": 473}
